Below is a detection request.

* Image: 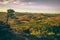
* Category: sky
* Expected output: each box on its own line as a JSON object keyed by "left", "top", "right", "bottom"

{"left": 0, "top": 0, "right": 60, "bottom": 13}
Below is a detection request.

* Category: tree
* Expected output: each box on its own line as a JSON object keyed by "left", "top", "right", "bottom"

{"left": 6, "top": 9, "right": 15, "bottom": 23}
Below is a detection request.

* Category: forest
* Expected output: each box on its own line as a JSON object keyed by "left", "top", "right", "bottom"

{"left": 0, "top": 9, "right": 60, "bottom": 40}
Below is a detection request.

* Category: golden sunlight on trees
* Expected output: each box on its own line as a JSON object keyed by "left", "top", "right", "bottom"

{"left": 0, "top": 10, "right": 60, "bottom": 40}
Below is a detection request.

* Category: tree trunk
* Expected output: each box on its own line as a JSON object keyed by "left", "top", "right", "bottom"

{"left": 6, "top": 13, "right": 9, "bottom": 23}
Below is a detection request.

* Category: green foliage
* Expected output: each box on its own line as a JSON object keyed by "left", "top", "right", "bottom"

{"left": 7, "top": 9, "right": 15, "bottom": 18}
{"left": 1, "top": 12, "right": 60, "bottom": 40}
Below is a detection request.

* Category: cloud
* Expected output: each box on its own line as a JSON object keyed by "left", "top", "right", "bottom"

{"left": 0, "top": 0, "right": 60, "bottom": 5}
{"left": 0, "top": 0, "right": 21, "bottom": 4}
{"left": 0, "top": 1, "right": 9, "bottom": 4}
{"left": 0, "top": 0, "right": 60, "bottom": 12}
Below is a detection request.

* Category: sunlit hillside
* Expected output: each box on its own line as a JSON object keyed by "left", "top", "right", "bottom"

{"left": 0, "top": 12, "right": 60, "bottom": 40}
